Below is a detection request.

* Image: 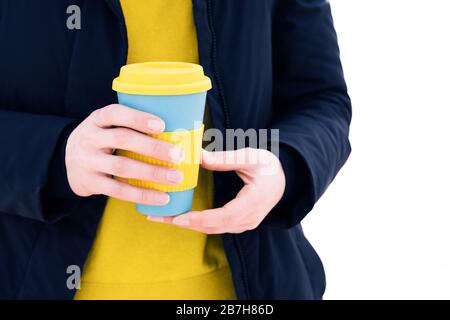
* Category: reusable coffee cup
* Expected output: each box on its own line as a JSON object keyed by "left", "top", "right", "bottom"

{"left": 112, "top": 62, "right": 212, "bottom": 216}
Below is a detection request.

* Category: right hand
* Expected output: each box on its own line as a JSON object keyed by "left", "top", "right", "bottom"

{"left": 65, "top": 104, "right": 185, "bottom": 205}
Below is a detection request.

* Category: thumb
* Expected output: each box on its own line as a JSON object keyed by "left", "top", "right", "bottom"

{"left": 200, "top": 148, "right": 259, "bottom": 172}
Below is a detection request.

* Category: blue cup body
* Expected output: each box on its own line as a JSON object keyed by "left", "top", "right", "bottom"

{"left": 117, "top": 92, "right": 206, "bottom": 216}
{"left": 118, "top": 92, "right": 206, "bottom": 131}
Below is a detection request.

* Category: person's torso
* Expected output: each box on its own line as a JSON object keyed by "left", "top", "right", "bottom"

{"left": 74, "top": 0, "right": 235, "bottom": 299}
{"left": 0, "top": 0, "right": 322, "bottom": 300}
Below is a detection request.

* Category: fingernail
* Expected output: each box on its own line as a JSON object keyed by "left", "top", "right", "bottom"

{"left": 147, "top": 119, "right": 165, "bottom": 132}
{"left": 173, "top": 217, "right": 189, "bottom": 226}
{"left": 155, "top": 193, "right": 170, "bottom": 205}
{"left": 166, "top": 170, "right": 183, "bottom": 184}
{"left": 169, "top": 148, "right": 185, "bottom": 163}
{"left": 147, "top": 216, "right": 164, "bottom": 222}
{"left": 202, "top": 150, "right": 215, "bottom": 163}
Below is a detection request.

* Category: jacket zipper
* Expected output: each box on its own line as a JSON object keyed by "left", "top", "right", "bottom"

{"left": 205, "top": 0, "right": 250, "bottom": 299}
{"left": 205, "top": 0, "right": 231, "bottom": 129}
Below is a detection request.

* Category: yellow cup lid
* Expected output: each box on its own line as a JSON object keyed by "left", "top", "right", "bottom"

{"left": 112, "top": 62, "right": 212, "bottom": 96}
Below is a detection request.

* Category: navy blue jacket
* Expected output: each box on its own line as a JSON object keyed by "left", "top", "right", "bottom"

{"left": 0, "top": 0, "right": 351, "bottom": 299}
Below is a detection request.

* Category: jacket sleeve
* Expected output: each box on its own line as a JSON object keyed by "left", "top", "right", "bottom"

{"left": 263, "top": 0, "right": 352, "bottom": 228}
{"left": 0, "top": 110, "right": 82, "bottom": 223}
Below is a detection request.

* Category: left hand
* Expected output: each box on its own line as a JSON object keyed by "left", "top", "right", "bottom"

{"left": 147, "top": 148, "right": 286, "bottom": 234}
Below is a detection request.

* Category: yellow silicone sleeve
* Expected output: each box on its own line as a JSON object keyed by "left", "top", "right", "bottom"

{"left": 116, "top": 125, "right": 204, "bottom": 192}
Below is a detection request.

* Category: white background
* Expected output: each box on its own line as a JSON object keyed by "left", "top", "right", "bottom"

{"left": 303, "top": 0, "right": 450, "bottom": 299}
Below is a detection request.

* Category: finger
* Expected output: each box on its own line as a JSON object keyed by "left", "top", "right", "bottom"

{"left": 145, "top": 216, "right": 219, "bottom": 234}
{"left": 201, "top": 148, "right": 260, "bottom": 172}
{"left": 195, "top": 220, "right": 261, "bottom": 234}
{"left": 229, "top": 223, "right": 260, "bottom": 233}
{"left": 99, "top": 127, "right": 185, "bottom": 163}
{"left": 153, "top": 220, "right": 227, "bottom": 234}
{"left": 94, "top": 174, "right": 170, "bottom": 205}
{"left": 171, "top": 184, "right": 258, "bottom": 229}
{"left": 146, "top": 215, "right": 255, "bottom": 234}
{"left": 146, "top": 216, "right": 175, "bottom": 224}
{"left": 92, "top": 104, "right": 165, "bottom": 134}
{"left": 163, "top": 223, "right": 250, "bottom": 235}
{"left": 95, "top": 154, "right": 183, "bottom": 186}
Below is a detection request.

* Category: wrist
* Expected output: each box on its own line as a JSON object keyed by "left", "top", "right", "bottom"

{"left": 44, "top": 121, "right": 83, "bottom": 200}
